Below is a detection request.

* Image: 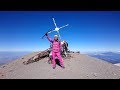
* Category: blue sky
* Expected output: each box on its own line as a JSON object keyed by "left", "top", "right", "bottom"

{"left": 0, "top": 11, "right": 120, "bottom": 52}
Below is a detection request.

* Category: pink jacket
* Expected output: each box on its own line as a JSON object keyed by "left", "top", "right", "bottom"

{"left": 47, "top": 36, "right": 61, "bottom": 52}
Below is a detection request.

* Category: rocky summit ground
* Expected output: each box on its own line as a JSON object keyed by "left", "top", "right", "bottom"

{"left": 0, "top": 52, "right": 120, "bottom": 79}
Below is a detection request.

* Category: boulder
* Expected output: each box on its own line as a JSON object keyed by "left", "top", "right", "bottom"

{"left": 23, "top": 49, "right": 50, "bottom": 65}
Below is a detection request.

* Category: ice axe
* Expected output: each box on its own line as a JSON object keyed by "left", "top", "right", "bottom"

{"left": 41, "top": 29, "right": 53, "bottom": 39}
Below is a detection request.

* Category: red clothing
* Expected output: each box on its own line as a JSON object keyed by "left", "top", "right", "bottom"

{"left": 47, "top": 36, "right": 64, "bottom": 68}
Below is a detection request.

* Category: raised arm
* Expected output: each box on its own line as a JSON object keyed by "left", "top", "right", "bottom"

{"left": 45, "top": 33, "right": 53, "bottom": 43}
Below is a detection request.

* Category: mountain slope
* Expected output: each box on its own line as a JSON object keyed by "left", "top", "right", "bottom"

{"left": 0, "top": 52, "right": 120, "bottom": 79}
{"left": 87, "top": 52, "right": 120, "bottom": 64}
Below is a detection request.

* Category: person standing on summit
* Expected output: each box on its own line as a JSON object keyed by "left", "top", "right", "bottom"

{"left": 45, "top": 33, "right": 65, "bottom": 69}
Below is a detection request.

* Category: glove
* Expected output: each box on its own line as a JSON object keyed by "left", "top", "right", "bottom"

{"left": 45, "top": 33, "right": 48, "bottom": 36}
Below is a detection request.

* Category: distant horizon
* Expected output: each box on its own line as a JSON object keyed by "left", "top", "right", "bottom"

{"left": 0, "top": 50, "right": 120, "bottom": 54}
{"left": 0, "top": 50, "right": 120, "bottom": 65}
